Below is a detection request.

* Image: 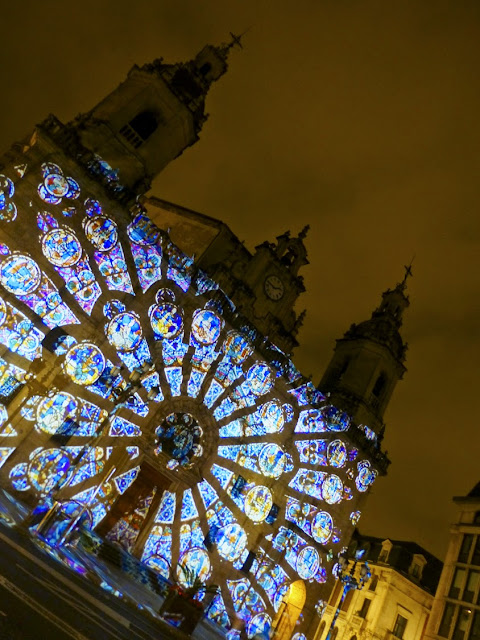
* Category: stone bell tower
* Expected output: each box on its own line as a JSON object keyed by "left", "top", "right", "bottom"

{"left": 319, "top": 267, "right": 411, "bottom": 435}
{"left": 69, "top": 35, "right": 241, "bottom": 194}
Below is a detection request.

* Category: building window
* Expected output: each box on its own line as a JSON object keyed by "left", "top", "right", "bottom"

{"left": 411, "top": 563, "right": 421, "bottom": 579}
{"left": 340, "top": 589, "right": 354, "bottom": 612}
{"left": 379, "top": 549, "right": 389, "bottom": 563}
{"left": 330, "top": 581, "right": 343, "bottom": 607}
{"left": 472, "top": 537, "right": 480, "bottom": 566}
{"left": 369, "top": 575, "right": 379, "bottom": 592}
{"left": 471, "top": 611, "right": 480, "bottom": 640}
{"left": 358, "top": 598, "right": 371, "bottom": 619}
{"left": 317, "top": 622, "right": 326, "bottom": 639}
{"left": 452, "top": 607, "right": 472, "bottom": 640}
{"left": 338, "top": 357, "right": 350, "bottom": 381}
{"left": 449, "top": 568, "right": 466, "bottom": 600}
{"left": 464, "top": 570, "right": 480, "bottom": 603}
{"left": 372, "top": 372, "right": 387, "bottom": 398}
{"left": 199, "top": 62, "right": 212, "bottom": 76}
{"left": 119, "top": 111, "right": 158, "bottom": 149}
{"left": 392, "top": 614, "right": 408, "bottom": 639}
{"left": 458, "top": 535, "right": 474, "bottom": 563}
{"left": 331, "top": 628, "right": 338, "bottom": 640}
{"left": 438, "top": 603, "right": 456, "bottom": 638}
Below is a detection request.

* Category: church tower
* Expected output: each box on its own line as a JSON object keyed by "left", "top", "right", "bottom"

{"left": 319, "top": 268, "right": 411, "bottom": 435}
{"left": 69, "top": 37, "right": 239, "bottom": 194}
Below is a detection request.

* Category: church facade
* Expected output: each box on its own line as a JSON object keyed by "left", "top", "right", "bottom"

{"left": 0, "top": 39, "right": 408, "bottom": 639}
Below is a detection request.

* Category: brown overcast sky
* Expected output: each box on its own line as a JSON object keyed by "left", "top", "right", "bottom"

{"left": 1, "top": 0, "right": 479, "bottom": 559}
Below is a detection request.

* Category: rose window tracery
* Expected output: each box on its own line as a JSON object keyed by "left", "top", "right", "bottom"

{"left": 0, "top": 160, "right": 382, "bottom": 639}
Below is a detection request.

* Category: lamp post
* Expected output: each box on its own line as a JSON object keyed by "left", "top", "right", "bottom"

{"left": 25, "top": 362, "right": 159, "bottom": 542}
{"left": 324, "top": 544, "right": 371, "bottom": 640}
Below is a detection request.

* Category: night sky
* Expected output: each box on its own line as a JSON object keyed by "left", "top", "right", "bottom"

{"left": 1, "top": 1, "right": 479, "bottom": 560}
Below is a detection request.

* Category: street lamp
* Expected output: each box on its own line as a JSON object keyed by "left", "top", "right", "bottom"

{"left": 324, "top": 544, "right": 371, "bottom": 640}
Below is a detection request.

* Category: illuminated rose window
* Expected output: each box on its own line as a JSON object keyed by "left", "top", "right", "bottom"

{"left": 0, "top": 191, "right": 383, "bottom": 638}
{"left": 155, "top": 412, "right": 203, "bottom": 470}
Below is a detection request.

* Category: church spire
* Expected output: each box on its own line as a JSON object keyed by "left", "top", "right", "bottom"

{"left": 215, "top": 31, "right": 245, "bottom": 62}
{"left": 70, "top": 38, "right": 236, "bottom": 194}
{"left": 159, "top": 32, "right": 244, "bottom": 129}
{"left": 319, "top": 269, "right": 410, "bottom": 435}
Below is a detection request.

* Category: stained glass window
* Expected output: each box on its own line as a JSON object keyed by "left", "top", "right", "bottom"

{"left": 0, "top": 167, "right": 382, "bottom": 638}
{"left": 0, "top": 250, "right": 79, "bottom": 328}
{"left": 38, "top": 213, "right": 101, "bottom": 314}
{"left": 0, "top": 295, "right": 44, "bottom": 360}
{"left": 127, "top": 214, "right": 162, "bottom": 291}
{"left": 83, "top": 201, "right": 133, "bottom": 294}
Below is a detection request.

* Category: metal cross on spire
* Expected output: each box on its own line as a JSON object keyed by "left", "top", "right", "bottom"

{"left": 228, "top": 31, "right": 244, "bottom": 50}
{"left": 401, "top": 256, "right": 415, "bottom": 287}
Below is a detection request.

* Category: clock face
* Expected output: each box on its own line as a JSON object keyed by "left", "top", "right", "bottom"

{"left": 264, "top": 275, "right": 284, "bottom": 301}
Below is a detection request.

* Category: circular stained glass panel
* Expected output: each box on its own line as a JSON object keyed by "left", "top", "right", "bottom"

{"left": 0, "top": 255, "right": 41, "bottom": 295}
{"left": 217, "top": 523, "right": 248, "bottom": 561}
{"left": 246, "top": 363, "right": 273, "bottom": 396}
{"left": 38, "top": 184, "right": 61, "bottom": 205}
{"left": 177, "top": 547, "right": 211, "bottom": 586}
{"left": 41, "top": 162, "right": 62, "bottom": 177}
{"left": 155, "top": 413, "right": 203, "bottom": 468}
{"left": 36, "top": 392, "right": 78, "bottom": 434}
{"left": 247, "top": 613, "right": 272, "bottom": 639}
{"left": 9, "top": 463, "right": 29, "bottom": 492}
{"left": 64, "top": 343, "right": 106, "bottom": 386}
{"left": 150, "top": 303, "right": 183, "bottom": 339}
{"left": 296, "top": 546, "right": 320, "bottom": 580}
{"left": 191, "top": 309, "right": 222, "bottom": 345}
{"left": 350, "top": 510, "right": 361, "bottom": 525}
{"left": 356, "top": 464, "right": 376, "bottom": 492}
{"left": 85, "top": 199, "right": 103, "bottom": 217}
{"left": 327, "top": 439, "right": 347, "bottom": 468}
{"left": 84, "top": 216, "right": 118, "bottom": 251}
{"left": 107, "top": 312, "right": 143, "bottom": 352}
{"left": 223, "top": 331, "right": 252, "bottom": 364}
{"left": 311, "top": 511, "right": 333, "bottom": 544}
{"left": 28, "top": 448, "right": 72, "bottom": 494}
{"left": 0, "top": 202, "right": 17, "bottom": 222}
{"left": 322, "top": 474, "right": 343, "bottom": 504}
{"left": 258, "top": 401, "right": 284, "bottom": 433}
{"left": 244, "top": 485, "right": 273, "bottom": 523}
{"left": 65, "top": 177, "right": 80, "bottom": 199}
{"left": 44, "top": 173, "right": 69, "bottom": 198}
{"left": 258, "top": 444, "right": 286, "bottom": 478}
{"left": 42, "top": 228, "right": 83, "bottom": 267}
{"left": 0, "top": 175, "right": 14, "bottom": 199}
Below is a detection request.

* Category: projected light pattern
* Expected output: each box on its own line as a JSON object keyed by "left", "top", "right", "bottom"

{"left": 0, "top": 160, "right": 381, "bottom": 637}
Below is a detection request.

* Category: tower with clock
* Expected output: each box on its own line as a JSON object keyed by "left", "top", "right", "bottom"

{"left": 145, "top": 195, "right": 311, "bottom": 356}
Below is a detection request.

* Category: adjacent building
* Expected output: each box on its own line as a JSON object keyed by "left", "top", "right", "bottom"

{"left": 424, "top": 483, "right": 480, "bottom": 640}
{"left": 315, "top": 534, "right": 442, "bottom": 640}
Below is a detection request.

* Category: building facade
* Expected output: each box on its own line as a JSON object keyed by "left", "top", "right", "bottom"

{"left": 424, "top": 484, "right": 480, "bottom": 640}
{"left": 0, "top": 40, "right": 409, "bottom": 639}
{"left": 316, "top": 535, "right": 442, "bottom": 640}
